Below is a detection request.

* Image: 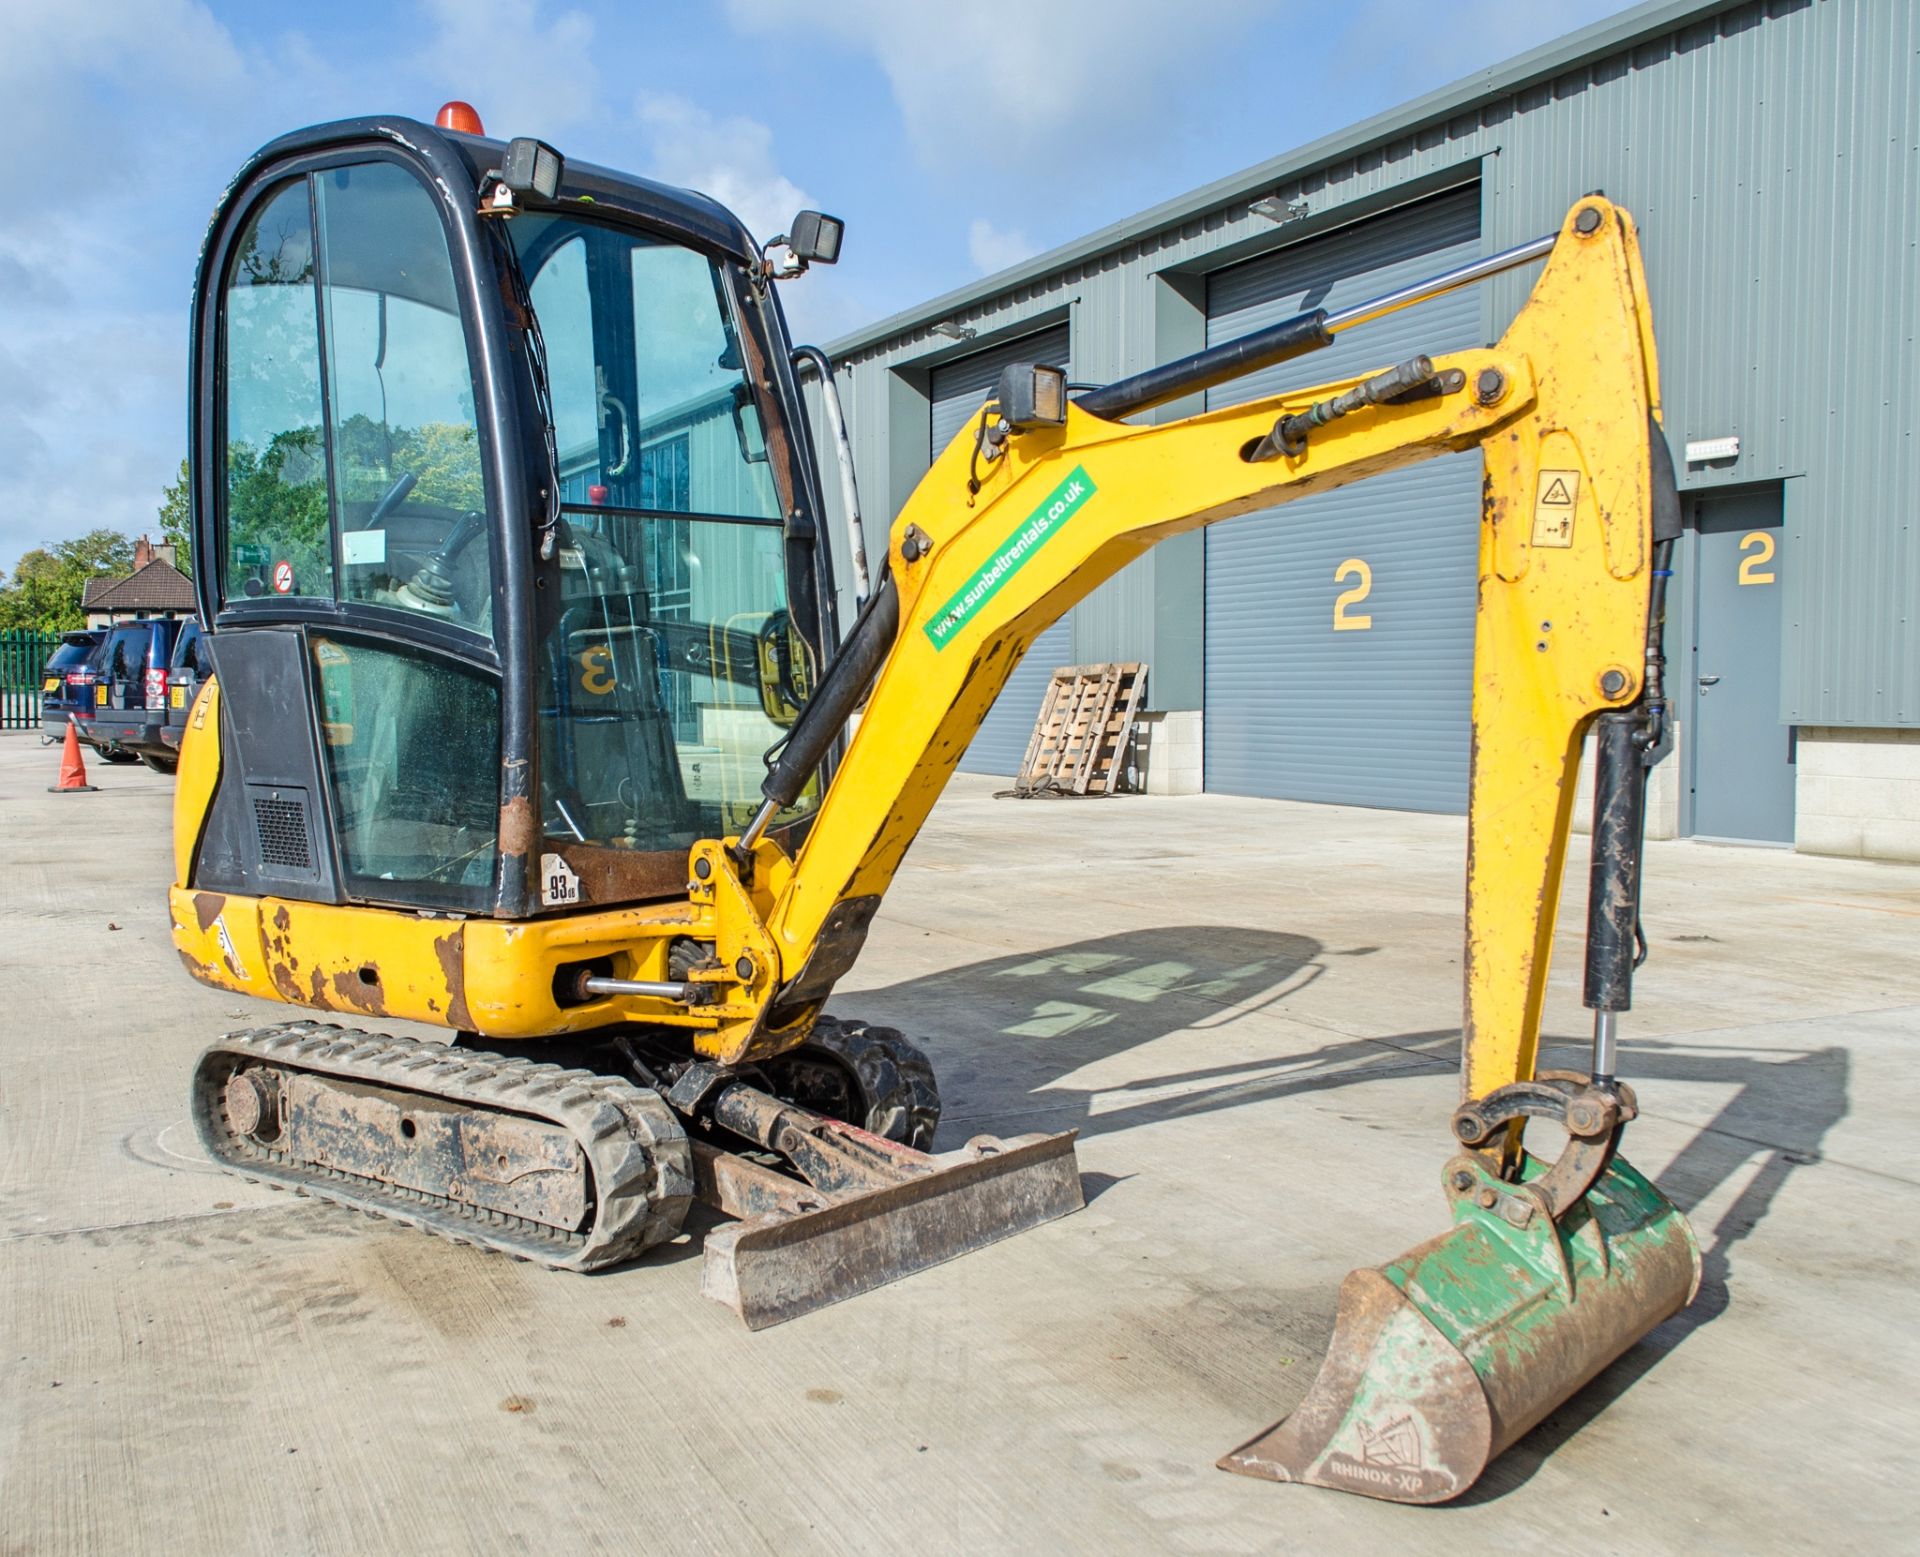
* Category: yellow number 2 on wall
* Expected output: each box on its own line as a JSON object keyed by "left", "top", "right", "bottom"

{"left": 1737, "top": 530, "right": 1776, "bottom": 586}
{"left": 1333, "top": 558, "right": 1373, "bottom": 631}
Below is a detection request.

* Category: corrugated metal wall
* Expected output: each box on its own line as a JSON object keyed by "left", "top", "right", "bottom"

{"left": 1471, "top": 0, "right": 1920, "bottom": 727}
{"left": 929, "top": 326, "right": 1074, "bottom": 773}
{"left": 832, "top": 0, "right": 1919, "bottom": 730}
{"left": 1203, "top": 188, "right": 1483, "bottom": 809}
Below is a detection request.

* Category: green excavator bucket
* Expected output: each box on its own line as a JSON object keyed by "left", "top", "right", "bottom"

{"left": 1221, "top": 1151, "right": 1699, "bottom": 1503}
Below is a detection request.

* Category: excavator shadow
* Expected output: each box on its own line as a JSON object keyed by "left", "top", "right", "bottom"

{"left": 840, "top": 926, "right": 1851, "bottom": 1497}
{"left": 843, "top": 925, "right": 1455, "bottom": 1146}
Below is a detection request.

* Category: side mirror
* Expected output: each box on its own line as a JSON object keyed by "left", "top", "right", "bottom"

{"left": 786, "top": 210, "right": 844, "bottom": 266}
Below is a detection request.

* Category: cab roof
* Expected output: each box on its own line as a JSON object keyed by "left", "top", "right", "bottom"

{"left": 241, "top": 115, "right": 762, "bottom": 261}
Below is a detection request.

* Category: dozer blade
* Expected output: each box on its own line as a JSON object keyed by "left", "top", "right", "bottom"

{"left": 698, "top": 1129, "right": 1083, "bottom": 1328}
{"left": 1221, "top": 1153, "right": 1699, "bottom": 1504}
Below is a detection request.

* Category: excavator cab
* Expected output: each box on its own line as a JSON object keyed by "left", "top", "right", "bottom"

{"left": 188, "top": 117, "right": 833, "bottom": 923}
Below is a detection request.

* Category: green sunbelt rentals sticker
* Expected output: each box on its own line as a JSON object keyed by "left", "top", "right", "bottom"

{"left": 922, "top": 467, "right": 1097, "bottom": 651}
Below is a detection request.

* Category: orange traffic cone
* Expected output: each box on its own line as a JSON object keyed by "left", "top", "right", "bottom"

{"left": 48, "top": 718, "right": 97, "bottom": 793}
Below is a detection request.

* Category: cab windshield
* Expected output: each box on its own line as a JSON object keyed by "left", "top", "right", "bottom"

{"left": 511, "top": 214, "right": 813, "bottom": 899}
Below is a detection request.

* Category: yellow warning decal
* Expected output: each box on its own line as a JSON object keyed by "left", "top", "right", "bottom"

{"left": 1531, "top": 468, "right": 1580, "bottom": 548}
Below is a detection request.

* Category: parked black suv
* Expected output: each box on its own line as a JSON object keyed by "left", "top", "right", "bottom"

{"left": 84, "top": 619, "right": 182, "bottom": 768}
{"left": 152, "top": 620, "right": 211, "bottom": 772}
{"left": 38, "top": 630, "right": 104, "bottom": 744}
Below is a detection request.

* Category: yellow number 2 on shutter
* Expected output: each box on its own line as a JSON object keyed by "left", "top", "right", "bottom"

{"left": 1333, "top": 559, "right": 1373, "bottom": 631}
{"left": 1737, "top": 531, "right": 1776, "bottom": 586}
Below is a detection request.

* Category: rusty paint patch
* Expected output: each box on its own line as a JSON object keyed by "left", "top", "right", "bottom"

{"left": 268, "top": 953, "right": 305, "bottom": 1006}
{"left": 433, "top": 930, "right": 474, "bottom": 1031}
{"left": 306, "top": 965, "right": 335, "bottom": 1011}
{"left": 499, "top": 794, "right": 536, "bottom": 860}
{"left": 272, "top": 905, "right": 291, "bottom": 932}
{"left": 330, "top": 966, "right": 390, "bottom": 1017}
{"left": 176, "top": 946, "right": 222, "bottom": 984}
{"left": 192, "top": 891, "right": 225, "bottom": 932}
{"left": 549, "top": 840, "right": 689, "bottom": 904}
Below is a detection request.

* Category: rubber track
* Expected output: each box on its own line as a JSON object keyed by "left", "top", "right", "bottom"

{"left": 191, "top": 1023, "right": 694, "bottom": 1271}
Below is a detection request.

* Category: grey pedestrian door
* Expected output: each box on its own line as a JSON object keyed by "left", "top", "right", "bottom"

{"left": 1688, "top": 488, "right": 1794, "bottom": 842}
{"left": 929, "top": 326, "right": 1073, "bottom": 774}
{"left": 1202, "top": 186, "right": 1482, "bottom": 811}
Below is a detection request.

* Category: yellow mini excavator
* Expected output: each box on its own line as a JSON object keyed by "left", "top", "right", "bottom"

{"left": 172, "top": 105, "right": 1699, "bottom": 1503}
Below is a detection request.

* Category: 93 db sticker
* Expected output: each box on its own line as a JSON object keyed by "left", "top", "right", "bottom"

{"left": 922, "top": 467, "right": 1097, "bottom": 651}
{"left": 541, "top": 853, "right": 582, "bottom": 907}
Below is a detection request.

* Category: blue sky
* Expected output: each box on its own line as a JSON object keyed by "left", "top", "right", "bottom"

{"left": 0, "top": 0, "right": 1632, "bottom": 575}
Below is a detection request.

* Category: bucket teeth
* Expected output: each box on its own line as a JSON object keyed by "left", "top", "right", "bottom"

{"left": 1221, "top": 1154, "right": 1699, "bottom": 1504}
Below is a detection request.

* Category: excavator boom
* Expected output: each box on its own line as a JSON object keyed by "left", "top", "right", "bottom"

{"left": 685, "top": 195, "right": 1700, "bottom": 1500}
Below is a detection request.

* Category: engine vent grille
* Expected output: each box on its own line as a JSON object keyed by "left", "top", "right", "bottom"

{"left": 252, "top": 794, "right": 312, "bottom": 870}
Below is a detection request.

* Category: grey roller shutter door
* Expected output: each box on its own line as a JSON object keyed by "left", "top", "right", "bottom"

{"left": 929, "top": 326, "right": 1073, "bottom": 775}
{"left": 1203, "top": 186, "right": 1482, "bottom": 812}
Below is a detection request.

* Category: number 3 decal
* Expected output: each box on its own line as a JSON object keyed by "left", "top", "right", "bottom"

{"left": 576, "top": 644, "right": 617, "bottom": 695}
{"left": 1333, "top": 558, "right": 1373, "bottom": 631}
{"left": 1737, "top": 531, "right": 1776, "bottom": 586}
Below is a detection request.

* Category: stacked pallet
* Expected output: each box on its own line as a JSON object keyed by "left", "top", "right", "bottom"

{"left": 1008, "top": 663, "right": 1146, "bottom": 798}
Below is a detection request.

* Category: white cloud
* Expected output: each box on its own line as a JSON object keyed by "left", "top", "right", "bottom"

{"left": 0, "top": 315, "right": 183, "bottom": 552}
{"left": 417, "top": 0, "right": 601, "bottom": 137}
{"left": 967, "top": 218, "right": 1036, "bottom": 276}
{"left": 723, "top": 0, "right": 1274, "bottom": 171}
{"left": 0, "top": 0, "right": 246, "bottom": 219}
{"left": 1346, "top": 0, "right": 1632, "bottom": 97}
{"left": 0, "top": 0, "right": 254, "bottom": 569}
{"left": 635, "top": 93, "right": 812, "bottom": 245}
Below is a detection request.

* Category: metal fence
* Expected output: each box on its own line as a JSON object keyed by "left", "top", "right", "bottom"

{"left": 1, "top": 629, "right": 60, "bottom": 731}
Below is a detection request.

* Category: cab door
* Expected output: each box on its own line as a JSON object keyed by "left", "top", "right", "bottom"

{"left": 193, "top": 152, "right": 511, "bottom": 914}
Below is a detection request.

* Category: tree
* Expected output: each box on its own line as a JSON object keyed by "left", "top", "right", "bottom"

{"left": 158, "top": 458, "right": 193, "bottom": 578}
{"left": 225, "top": 429, "right": 329, "bottom": 594}
{"left": 0, "top": 529, "right": 135, "bottom": 631}
{"left": 334, "top": 413, "right": 483, "bottom": 511}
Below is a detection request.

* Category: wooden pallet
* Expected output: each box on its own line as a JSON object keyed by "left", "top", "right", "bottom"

{"left": 1011, "top": 662, "right": 1146, "bottom": 797}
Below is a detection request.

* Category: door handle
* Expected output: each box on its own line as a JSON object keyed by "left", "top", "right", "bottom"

{"left": 1697, "top": 675, "right": 1721, "bottom": 687}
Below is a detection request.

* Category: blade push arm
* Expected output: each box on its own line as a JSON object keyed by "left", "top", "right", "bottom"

{"left": 695, "top": 200, "right": 1667, "bottom": 1086}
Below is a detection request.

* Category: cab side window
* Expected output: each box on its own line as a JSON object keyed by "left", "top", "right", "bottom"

{"left": 316, "top": 163, "right": 492, "bottom": 633}
{"left": 217, "top": 162, "right": 492, "bottom": 633}
{"left": 222, "top": 180, "right": 331, "bottom": 601}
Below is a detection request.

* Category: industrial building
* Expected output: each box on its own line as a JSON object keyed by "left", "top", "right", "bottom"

{"left": 822, "top": 0, "right": 1919, "bottom": 860}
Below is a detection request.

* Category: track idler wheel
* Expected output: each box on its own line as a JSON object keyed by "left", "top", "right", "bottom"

{"left": 1221, "top": 1079, "right": 1699, "bottom": 1503}
{"left": 757, "top": 1015, "right": 942, "bottom": 1150}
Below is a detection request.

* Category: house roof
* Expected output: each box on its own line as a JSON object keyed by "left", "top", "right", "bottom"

{"left": 86, "top": 558, "right": 197, "bottom": 613}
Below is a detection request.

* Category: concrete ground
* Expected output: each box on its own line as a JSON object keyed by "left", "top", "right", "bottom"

{"left": 2, "top": 732, "right": 1915, "bottom": 1555}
